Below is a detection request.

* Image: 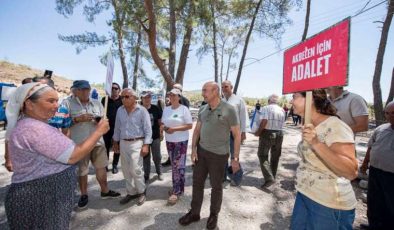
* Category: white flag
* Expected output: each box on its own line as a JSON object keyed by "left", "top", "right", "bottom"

{"left": 105, "top": 51, "right": 114, "bottom": 97}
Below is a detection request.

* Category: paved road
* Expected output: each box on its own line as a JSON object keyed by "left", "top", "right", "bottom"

{"left": 0, "top": 123, "right": 368, "bottom": 229}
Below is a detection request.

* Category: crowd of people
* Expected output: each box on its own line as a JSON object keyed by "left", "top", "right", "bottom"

{"left": 2, "top": 74, "right": 394, "bottom": 230}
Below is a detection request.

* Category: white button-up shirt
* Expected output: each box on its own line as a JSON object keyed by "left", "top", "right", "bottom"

{"left": 223, "top": 94, "right": 249, "bottom": 132}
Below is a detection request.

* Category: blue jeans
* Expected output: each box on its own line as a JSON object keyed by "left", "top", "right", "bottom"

{"left": 290, "top": 192, "right": 355, "bottom": 230}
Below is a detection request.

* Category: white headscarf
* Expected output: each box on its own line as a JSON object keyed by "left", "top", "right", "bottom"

{"left": 5, "top": 83, "right": 50, "bottom": 140}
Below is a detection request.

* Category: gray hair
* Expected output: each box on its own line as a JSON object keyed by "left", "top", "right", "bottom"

{"left": 221, "top": 80, "right": 233, "bottom": 87}
{"left": 268, "top": 94, "right": 279, "bottom": 104}
{"left": 121, "top": 88, "right": 138, "bottom": 97}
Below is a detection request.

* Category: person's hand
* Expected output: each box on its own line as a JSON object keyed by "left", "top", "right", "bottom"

{"left": 5, "top": 158, "right": 13, "bottom": 172}
{"left": 360, "top": 161, "right": 369, "bottom": 174}
{"left": 231, "top": 159, "right": 240, "bottom": 173}
{"left": 96, "top": 118, "right": 110, "bottom": 135}
{"left": 140, "top": 144, "right": 149, "bottom": 157}
{"left": 241, "top": 132, "right": 246, "bottom": 141}
{"left": 191, "top": 151, "right": 198, "bottom": 165}
{"left": 113, "top": 141, "right": 120, "bottom": 153}
{"left": 75, "top": 113, "right": 94, "bottom": 123}
{"left": 302, "top": 124, "right": 320, "bottom": 146}
{"left": 165, "top": 127, "right": 175, "bottom": 134}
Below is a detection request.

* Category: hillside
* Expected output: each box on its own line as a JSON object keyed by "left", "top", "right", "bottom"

{"left": 0, "top": 60, "right": 74, "bottom": 95}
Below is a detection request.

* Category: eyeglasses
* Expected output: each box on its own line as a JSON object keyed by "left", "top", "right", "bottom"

{"left": 120, "top": 95, "right": 133, "bottom": 100}
{"left": 112, "top": 87, "right": 119, "bottom": 90}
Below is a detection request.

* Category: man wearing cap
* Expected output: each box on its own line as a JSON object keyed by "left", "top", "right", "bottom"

{"left": 101, "top": 82, "right": 123, "bottom": 174}
{"left": 62, "top": 80, "right": 120, "bottom": 209}
{"left": 140, "top": 90, "right": 163, "bottom": 182}
{"left": 179, "top": 81, "right": 241, "bottom": 230}
{"left": 113, "top": 88, "right": 152, "bottom": 206}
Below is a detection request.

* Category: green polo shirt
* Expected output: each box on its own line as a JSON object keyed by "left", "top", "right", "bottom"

{"left": 198, "top": 101, "right": 239, "bottom": 155}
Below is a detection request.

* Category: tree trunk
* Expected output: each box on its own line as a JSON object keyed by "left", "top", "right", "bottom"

{"left": 372, "top": 0, "right": 394, "bottom": 125}
{"left": 386, "top": 67, "right": 394, "bottom": 107}
{"left": 210, "top": 0, "right": 219, "bottom": 83}
{"left": 132, "top": 27, "right": 142, "bottom": 90}
{"left": 112, "top": 0, "right": 128, "bottom": 89}
{"left": 143, "top": 0, "right": 174, "bottom": 90}
{"left": 225, "top": 49, "right": 234, "bottom": 80}
{"left": 301, "top": 0, "right": 311, "bottom": 41}
{"left": 175, "top": 0, "right": 195, "bottom": 85}
{"left": 233, "top": 0, "right": 263, "bottom": 93}
{"left": 169, "top": 0, "right": 176, "bottom": 79}
{"left": 219, "top": 41, "right": 225, "bottom": 84}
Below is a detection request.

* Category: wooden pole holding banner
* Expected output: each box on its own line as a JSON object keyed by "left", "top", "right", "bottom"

{"left": 103, "top": 95, "right": 109, "bottom": 119}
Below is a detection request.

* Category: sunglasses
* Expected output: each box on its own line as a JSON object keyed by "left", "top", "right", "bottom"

{"left": 120, "top": 95, "right": 133, "bottom": 99}
{"left": 112, "top": 87, "right": 119, "bottom": 90}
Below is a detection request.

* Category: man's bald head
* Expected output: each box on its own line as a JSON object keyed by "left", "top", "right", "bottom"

{"left": 385, "top": 101, "right": 394, "bottom": 126}
{"left": 202, "top": 81, "right": 220, "bottom": 103}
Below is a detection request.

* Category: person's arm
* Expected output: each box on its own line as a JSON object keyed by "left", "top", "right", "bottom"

{"left": 303, "top": 124, "right": 358, "bottom": 180}
{"left": 4, "top": 140, "right": 13, "bottom": 172}
{"left": 360, "top": 147, "right": 371, "bottom": 174}
{"left": 112, "top": 109, "right": 121, "bottom": 153}
{"left": 165, "top": 106, "right": 193, "bottom": 133}
{"left": 350, "top": 115, "right": 368, "bottom": 133}
{"left": 239, "top": 98, "right": 247, "bottom": 141}
{"left": 68, "top": 119, "right": 109, "bottom": 164}
{"left": 230, "top": 125, "right": 241, "bottom": 172}
{"left": 141, "top": 109, "right": 152, "bottom": 156}
{"left": 191, "top": 121, "right": 202, "bottom": 164}
{"left": 255, "top": 119, "right": 267, "bottom": 136}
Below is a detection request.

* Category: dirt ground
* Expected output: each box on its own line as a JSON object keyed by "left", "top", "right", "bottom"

{"left": 0, "top": 122, "right": 368, "bottom": 229}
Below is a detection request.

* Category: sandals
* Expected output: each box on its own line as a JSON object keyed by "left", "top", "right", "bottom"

{"left": 167, "top": 194, "right": 178, "bottom": 205}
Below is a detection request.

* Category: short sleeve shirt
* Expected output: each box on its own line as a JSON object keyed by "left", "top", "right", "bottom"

{"left": 9, "top": 118, "right": 75, "bottom": 183}
{"left": 63, "top": 97, "right": 104, "bottom": 145}
{"left": 259, "top": 104, "right": 285, "bottom": 131}
{"left": 162, "top": 105, "right": 192, "bottom": 142}
{"left": 368, "top": 123, "right": 394, "bottom": 173}
{"left": 295, "top": 116, "right": 357, "bottom": 210}
{"left": 329, "top": 91, "right": 369, "bottom": 127}
{"left": 198, "top": 101, "right": 239, "bottom": 155}
{"left": 147, "top": 104, "right": 163, "bottom": 140}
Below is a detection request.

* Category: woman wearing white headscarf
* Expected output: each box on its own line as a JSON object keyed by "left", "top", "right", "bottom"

{"left": 5, "top": 83, "right": 109, "bottom": 229}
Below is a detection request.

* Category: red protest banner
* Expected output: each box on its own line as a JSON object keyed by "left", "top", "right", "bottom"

{"left": 283, "top": 18, "right": 350, "bottom": 94}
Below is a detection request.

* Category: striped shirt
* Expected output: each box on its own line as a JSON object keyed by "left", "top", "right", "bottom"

{"left": 259, "top": 104, "right": 285, "bottom": 131}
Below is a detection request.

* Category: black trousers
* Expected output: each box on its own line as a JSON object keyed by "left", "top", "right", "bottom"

{"left": 191, "top": 145, "right": 228, "bottom": 215}
{"left": 103, "top": 130, "right": 119, "bottom": 167}
{"left": 367, "top": 166, "right": 394, "bottom": 230}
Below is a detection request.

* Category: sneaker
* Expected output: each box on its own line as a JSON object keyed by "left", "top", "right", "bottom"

{"left": 112, "top": 166, "right": 119, "bottom": 174}
{"left": 161, "top": 159, "right": 171, "bottom": 167}
{"left": 78, "top": 195, "right": 88, "bottom": 209}
{"left": 167, "top": 194, "right": 178, "bottom": 206}
{"left": 157, "top": 174, "right": 163, "bottom": 181}
{"left": 137, "top": 194, "right": 146, "bottom": 206}
{"left": 101, "top": 190, "right": 121, "bottom": 199}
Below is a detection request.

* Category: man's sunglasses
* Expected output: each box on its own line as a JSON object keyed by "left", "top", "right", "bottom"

{"left": 120, "top": 95, "right": 133, "bottom": 99}
{"left": 112, "top": 87, "right": 119, "bottom": 90}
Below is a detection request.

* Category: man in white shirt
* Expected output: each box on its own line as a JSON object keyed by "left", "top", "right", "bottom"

{"left": 221, "top": 80, "right": 248, "bottom": 183}
{"left": 254, "top": 94, "right": 285, "bottom": 187}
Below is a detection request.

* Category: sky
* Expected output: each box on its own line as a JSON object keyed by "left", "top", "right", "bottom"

{"left": 0, "top": 0, "right": 393, "bottom": 103}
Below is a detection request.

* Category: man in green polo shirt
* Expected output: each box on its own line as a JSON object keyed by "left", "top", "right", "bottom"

{"left": 179, "top": 81, "right": 241, "bottom": 230}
